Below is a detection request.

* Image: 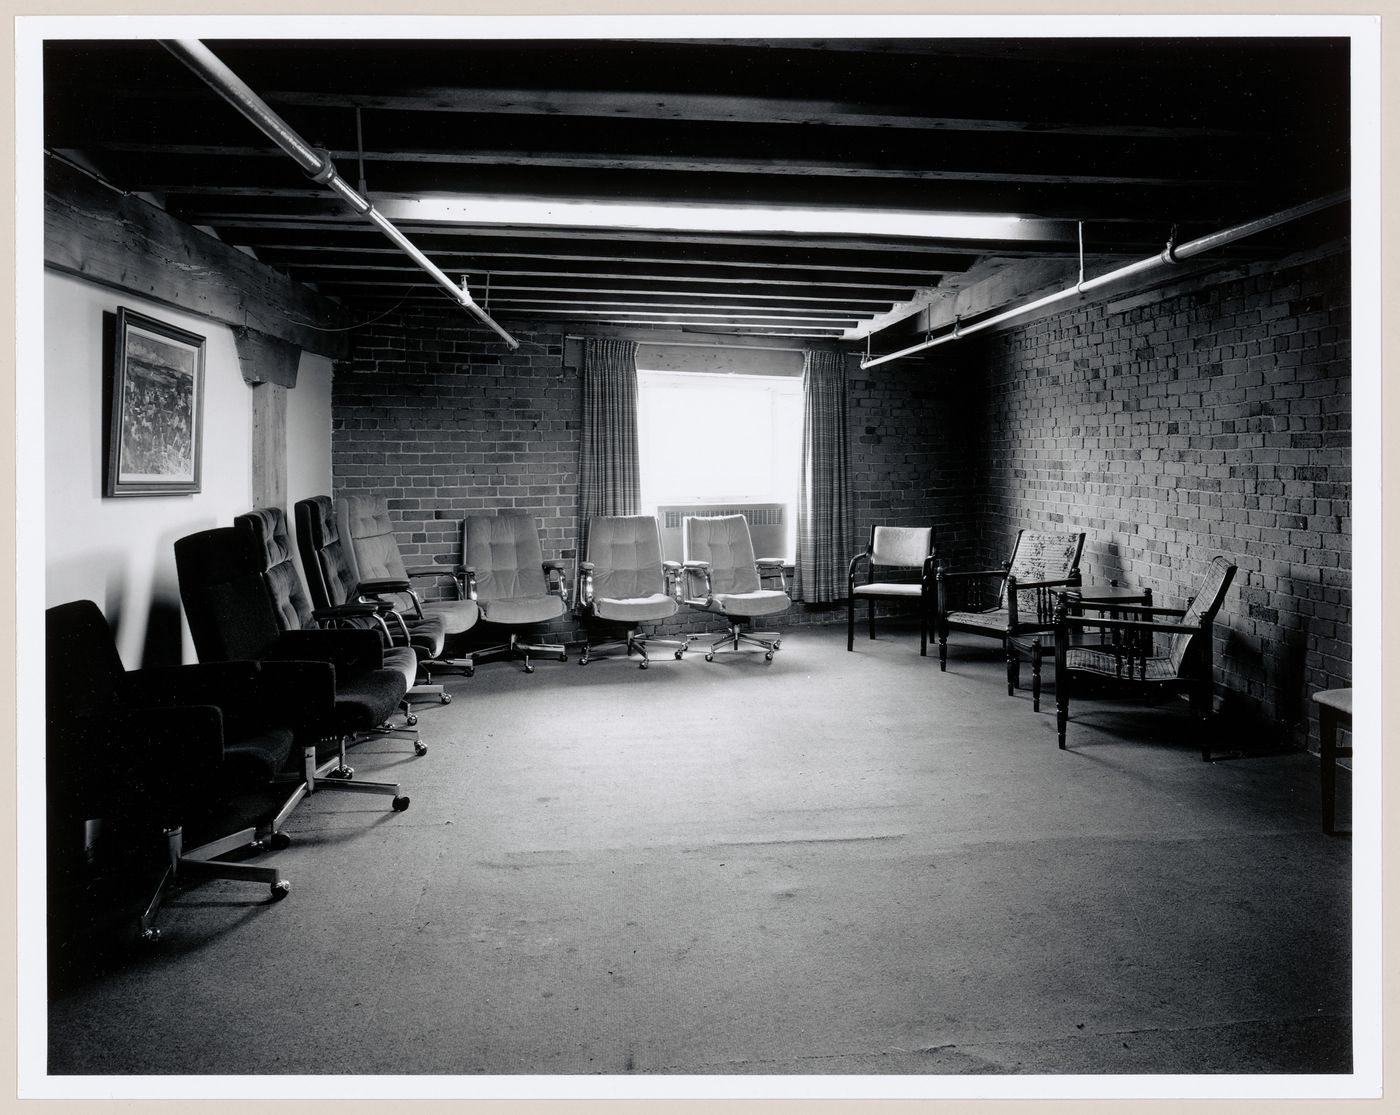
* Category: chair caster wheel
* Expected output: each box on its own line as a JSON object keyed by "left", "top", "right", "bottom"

{"left": 270, "top": 831, "right": 292, "bottom": 851}
{"left": 392, "top": 795, "right": 411, "bottom": 812}
{"left": 405, "top": 713, "right": 418, "bottom": 727}
{"left": 579, "top": 657, "right": 589, "bottom": 666}
{"left": 414, "top": 741, "right": 428, "bottom": 756}
{"left": 774, "top": 640, "right": 782, "bottom": 649}
{"left": 523, "top": 662, "right": 534, "bottom": 674}
{"left": 764, "top": 651, "right": 774, "bottom": 661}
{"left": 465, "top": 666, "right": 475, "bottom": 678}
{"left": 674, "top": 649, "right": 684, "bottom": 660}
{"left": 440, "top": 693, "right": 452, "bottom": 705}
{"left": 138, "top": 927, "right": 162, "bottom": 945}
{"left": 559, "top": 652, "right": 569, "bottom": 662}
{"left": 639, "top": 660, "right": 649, "bottom": 669}
{"left": 271, "top": 880, "right": 291, "bottom": 901}
{"left": 705, "top": 653, "right": 714, "bottom": 662}
{"left": 328, "top": 766, "right": 353, "bottom": 780}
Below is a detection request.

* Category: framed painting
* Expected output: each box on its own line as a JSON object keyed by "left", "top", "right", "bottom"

{"left": 105, "top": 308, "right": 206, "bottom": 497}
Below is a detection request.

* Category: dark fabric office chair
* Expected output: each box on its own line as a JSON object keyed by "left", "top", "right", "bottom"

{"left": 338, "top": 493, "right": 481, "bottom": 647}
{"left": 295, "top": 494, "right": 463, "bottom": 707}
{"left": 682, "top": 514, "right": 790, "bottom": 661}
{"left": 847, "top": 525, "right": 938, "bottom": 655}
{"left": 576, "top": 514, "right": 687, "bottom": 668}
{"left": 175, "top": 524, "right": 417, "bottom": 804}
{"left": 1053, "top": 555, "right": 1238, "bottom": 761}
{"left": 461, "top": 512, "right": 572, "bottom": 673}
{"left": 936, "top": 528, "right": 1086, "bottom": 693}
{"left": 46, "top": 600, "right": 329, "bottom": 955}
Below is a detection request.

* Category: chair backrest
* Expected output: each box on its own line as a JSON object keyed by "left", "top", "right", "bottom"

{"left": 1167, "top": 556, "right": 1238, "bottom": 675}
{"left": 1000, "top": 529, "right": 1086, "bottom": 608}
{"left": 338, "top": 494, "right": 410, "bottom": 582}
{"left": 461, "top": 513, "right": 547, "bottom": 602}
{"left": 587, "top": 515, "right": 665, "bottom": 600}
{"left": 684, "top": 515, "right": 761, "bottom": 595}
{"left": 295, "top": 495, "right": 357, "bottom": 610}
{"left": 174, "top": 527, "right": 284, "bottom": 661}
{"left": 870, "top": 525, "right": 933, "bottom": 569}
{"left": 46, "top": 599, "right": 127, "bottom": 719}
{"left": 233, "top": 508, "right": 315, "bottom": 632}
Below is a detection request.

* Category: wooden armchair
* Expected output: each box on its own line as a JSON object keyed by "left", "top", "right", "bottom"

{"left": 936, "top": 529, "right": 1086, "bottom": 694}
{"left": 1053, "top": 555, "right": 1237, "bottom": 761}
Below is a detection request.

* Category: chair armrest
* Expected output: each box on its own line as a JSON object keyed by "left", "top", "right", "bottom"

{"left": 1007, "top": 575, "right": 1080, "bottom": 592}
{"left": 312, "top": 602, "right": 383, "bottom": 624}
{"left": 576, "top": 562, "right": 595, "bottom": 608}
{"left": 1061, "top": 615, "right": 1205, "bottom": 637}
{"left": 405, "top": 565, "right": 464, "bottom": 579}
{"left": 936, "top": 568, "right": 1007, "bottom": 582}
{"left": 266, "top": 628, "right": 385, "bottom": 675}
{"left": 1069, "top": 601, "right": 1185, "bottom": 618}
{"left": 662, "top": 560, "right": 681, "bottom": 571}
{"left": 755, "top": 558, "right": 786, "bottom": 569}
{"left": 356, "top": 577, "right": 411, "bottom": 595}
{"left": 543, "top": 559, "right": 571, "bottom": 606}
{"left": 682, "top": 561, "right": 714, "bottom": 605}
{"left": 542, "top": 559, "right": 568, "bottom": 571}
{"left": 120, "top": 660, "right": 261, "bottom": 712}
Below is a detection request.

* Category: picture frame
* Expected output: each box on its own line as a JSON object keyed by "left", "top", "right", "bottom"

{"left": 105, "top": 307, "right": 206, "bottom": 497}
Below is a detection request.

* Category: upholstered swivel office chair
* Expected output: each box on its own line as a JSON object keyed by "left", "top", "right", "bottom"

{"left": 295, "top": 494, "right": 462, "bottom": 707}
{"left": 460, "top": 512, "right": 571, "bottom": 672}
{"left": 175, "top": 525, "right": 415, "bottom": 808}
{"left": 576, "top": 514, "right": 687, "bottom": 668}
{"left": 338, "top": 493, "right": 480, "bottom": 653}
{"left": 1054, "top": 555, "right": 1237, "bottom": 761}
{"left": 46, "top": 600, "right": 326, "bottom": 948}
{"left": 847, "top": 525, "right": 937, "bottom": 655}
{"left": 682, "top": 514, "right": 790, "bottom": 661}
{"left": 936, "top": 528, "right": 1086, "bottom": 694}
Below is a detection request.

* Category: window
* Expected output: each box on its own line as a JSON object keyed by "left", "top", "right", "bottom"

{"left": 637, "top": 368, "right": 803, "bottom": 561}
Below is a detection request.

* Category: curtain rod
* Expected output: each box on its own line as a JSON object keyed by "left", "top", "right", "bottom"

{"left": 566, "top": 335, "right": 831, "bottom": 355}
{"left": 160, "top": 39, "right": 519, "bottom": 351}
{"left": 860, "top": 189, "right": 1349, "bottom": 370}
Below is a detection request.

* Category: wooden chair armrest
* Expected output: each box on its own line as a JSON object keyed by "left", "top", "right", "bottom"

{"left": 1060, "top": 615, "right": 1204, "bottom": 636}
{"left": 937, "top": 568, "right": 1006, "bottom": 581}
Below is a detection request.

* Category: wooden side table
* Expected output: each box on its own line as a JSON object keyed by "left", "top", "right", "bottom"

{"left": 1313, "top": 688, "right": 1353, "bottom": 835}
{"left": 1014, "top": 583, "right": 1153, "bottom": 712}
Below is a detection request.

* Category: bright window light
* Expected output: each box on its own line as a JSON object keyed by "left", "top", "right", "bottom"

{"left": 637, "top": 369, "right": 803, "bottom": 560}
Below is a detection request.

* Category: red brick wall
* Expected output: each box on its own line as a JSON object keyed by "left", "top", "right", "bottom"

{"left": 967, "top": 246, "right": 1351, "bottom": 741}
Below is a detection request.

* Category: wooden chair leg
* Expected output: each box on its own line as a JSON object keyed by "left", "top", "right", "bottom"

{"left": 867, "top": 599, "right": 875, "bottom": 641}
{"left": 1006, "top": 641, "right": 1019, "bottom": 696}
{"left": 920, "top": 608, "right": 928, "bottom": 657}
{"left": 847, "top": 595, "right": 855, "bottom": 652}
{"left": 1031, "top": 641, "right": 1042, "bottom": 712}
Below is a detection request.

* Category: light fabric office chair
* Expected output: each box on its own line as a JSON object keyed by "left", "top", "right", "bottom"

{"left": 576, "top": 515, "right": 687, "bottom": 668}
{"left": 682, "top": 514, "right": 790, "bottom": 661}
{"left": 461, "top": 512, "right": 571, "bottom": 673}
{"left": 847, "top": 525, "right": 938, "bottom": 655}
{"left": 936, "top": 528, "right": 1086, "bottom": 694}
{"left": 337, "top": 493, "right": 481, "bottom": 645}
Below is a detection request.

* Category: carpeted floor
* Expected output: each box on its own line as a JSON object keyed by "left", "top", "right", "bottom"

{"left": 42, "top": 622, "right": 1354, "bottom": 1083}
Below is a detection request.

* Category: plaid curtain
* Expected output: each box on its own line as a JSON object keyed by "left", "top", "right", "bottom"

{"left": 794, "top": 349, "right": 853, "bottom": 603}
{"left": 577, "top": 338, "right": 640, "bottom": 554}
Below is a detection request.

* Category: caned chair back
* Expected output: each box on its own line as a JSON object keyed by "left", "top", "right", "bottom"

{"left": 587, "top": 515, "right": 665, "bottom": 600}
{"left": 870, "top": 525, "right": 933, "bottom": 569}
{"left": 234, "top": 508, "right": 316, "bottom": 632}
{"left": 461, "top": 513, "right": 548, "bottom": 602}
{"left": 338, "top": 494, "right": 411, "bottom": 583}
{"left": 1167, "top": 556, "right": 1237, "bottom": 675}
{"left": 684, "top": 515, "right": 761, "bottom": 595}
{"left": 1000, "top": 529, "right": 1086, "bottom": 609}
{"left": 295, "top": 495, "right": 358, "bottom": 610}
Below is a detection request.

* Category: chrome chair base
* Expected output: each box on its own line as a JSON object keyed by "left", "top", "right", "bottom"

{"left": 703, "top": 623, "right": 783, "bottom": 662}
{"left": 579, "top": 628, "right": 689, "bottom": 669}
{"left": 470, "top": 632, "right": 569, "bottom": 674}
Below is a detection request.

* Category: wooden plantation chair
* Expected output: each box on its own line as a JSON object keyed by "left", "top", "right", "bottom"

{"left": 847, "top": 525, "right": 937, "bottom": 655}
{"left": 935, "top": 529, "right": 1086, "bottom": 694}
{"left": 1053, "top": 555, "right": 1238, "bottom": 761}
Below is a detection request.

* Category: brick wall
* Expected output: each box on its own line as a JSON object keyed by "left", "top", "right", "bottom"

{"left": 332, "top": 312, "right": 977, "bottom": 646}
{"left": 966, "top": 245, "right": 1351, "bottom": 742}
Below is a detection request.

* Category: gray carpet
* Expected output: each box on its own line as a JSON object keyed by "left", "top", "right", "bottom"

{"left": 45, "top": 623, "right": 1353, "bottom": 1080}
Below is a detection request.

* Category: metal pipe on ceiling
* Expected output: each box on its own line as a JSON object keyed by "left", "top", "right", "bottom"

{"left": 159, "top": 38, "right": 519, "bottom": 350}
{"left": 859, "top": 190, "right": 1349, "bottom": 370}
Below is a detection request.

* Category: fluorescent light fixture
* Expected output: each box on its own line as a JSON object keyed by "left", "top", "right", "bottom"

{"left": 374, "top": 195, "right": 1043, "bottom": 241}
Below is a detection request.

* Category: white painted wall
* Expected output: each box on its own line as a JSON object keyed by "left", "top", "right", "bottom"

{"left": 44, "top": 271, "right": 333, "bottom": 666}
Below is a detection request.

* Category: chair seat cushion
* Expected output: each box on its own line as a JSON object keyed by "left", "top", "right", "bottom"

{"left": 331, "top": 668, "right": 409, "bottom": 732}
{"left": 707, "top": 589, "right": 790, "bottom": 618}
{"left": 854, "top": 582, "right": 924, "bottom": 598}
{"left": 383, "top": 645, "right": 420, "bottom": 690}
{"left": 595, "top": 593, "right": 679, "bottom": 623}
{"left": 480, "top": 594, "right": 566, "bottom": 625}
{"left": 1065, "top": 647, "right": 1178, "bottom": 681}
{"left": 424, "top": 599, "right": 479, "bottom": 635}
{"left": 222, "top": 726, "right": 295, "bottom": 786}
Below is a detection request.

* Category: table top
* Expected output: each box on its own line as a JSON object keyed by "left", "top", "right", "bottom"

{"left": 1313, "top": 688, "right": 1353, "bottom": 715}
{"left": 1063, "top": 584, "right": 1150, "bottom": 603}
